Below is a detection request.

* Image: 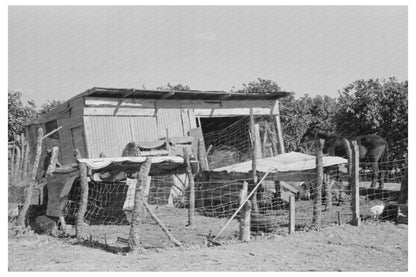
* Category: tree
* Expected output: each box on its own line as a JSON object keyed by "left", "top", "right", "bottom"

{"left": 38, "top": 99, "right": 63, "bottom": 115}
{"left": 335, "top": 77, "right": 408, "bottom": 160}
{"left": 236, "top": 78, "right": 338, "bottom": 152}
{"left": 157, "top": 83, "right": 191, "bottom": 91}
{"left": 8, "top": 91, "right": 63, "bottom": 142}
{"left": 8, "top": 91, "right": 37, "bottom": 142}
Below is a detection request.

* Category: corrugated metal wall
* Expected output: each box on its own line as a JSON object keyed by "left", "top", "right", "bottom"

{"left": 84, "top": 109, "right": 196, "bottom": 158}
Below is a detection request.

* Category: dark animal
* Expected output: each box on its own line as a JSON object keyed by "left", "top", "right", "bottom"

{"left": 299, "top": 127, "right": 389, "bottom": 189}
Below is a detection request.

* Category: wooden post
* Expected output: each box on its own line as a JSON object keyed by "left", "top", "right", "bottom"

{"left": 129, "top": 157, "right": 152, "bottom": 252}
{"left": 262, "top": 122, "right": 268, "bottom": 157}
{"left": 312, "top": 138, "right": 324, "bottom": 229}
{"left": 337, "top": 211, "right": 341, "bottom": 225}
{"left": 342, "top": 138, "right": 352, "bottom": 189}
{"left": 239, "top": 181, "right": 251, "bottom": 241}
{"left": 13, "top": 140, "right": 21, "bottom": 185}
{"left": 17, "top": 128, "right": 43, "bottom": 227}
{"left": 289, "top": 195, "right": 295, "bottom": 234}
{"left": 23, "top": 127, "right": 31, "bottom": 180}
{"left": 75, "top": 148, "right": 89, "bottom": 239}
{"left": 323, "top": 173, "right": 332, "bottom": 210}
{"left": 398, "top": 166, "right": 408, "bottom": 204}
{"left": 184, "top": 147, "right": 195, "bottom": 227}
{"left": 254, "top": 123, "right": 262, "bottom": 159}
{"left": 197, "top": 137, "right": 209, "bottom": 171}
{"left": 142, "top": 200, "right": 182, "bottom": 247}
{"left": 350, "top": 141, "right": 361, "bottom": 226}
{"left": 250, "top": 109, "right": 259, "bottom": 214}
{"left": 274, "top": 101, "right": 285, "bottom": 154}
{"left": 10, "top": 141, "right": 15, "bottom": 184}
{"left": 19, "top": 133, "right": 25, "bottom": 180}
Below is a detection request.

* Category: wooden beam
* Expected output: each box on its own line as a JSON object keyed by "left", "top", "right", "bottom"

{"left": 17, "top": 127, "right": 43, "bottom": 227}
{"left": 289, "top": 195, "right": 295, "bottom": 234}
{"left": 184, "top": 148, "right": 195, "bottom": 227}
{"left": 239, "top": 181, "right": 251, "bottom": 242}
{"left": 351, "top": 140, "right": 361, "bottom": 226}
{"left": 129, "top": 157, "right": 152, "bottom": 252}
{"left": 250, "top": 109, "right": 259, "bottom": 214}
{"left": 312, "top": 138, "right": 324, "bottom": 229}
{"left": 272, "top": 101, "right": 285, "bottom": 154}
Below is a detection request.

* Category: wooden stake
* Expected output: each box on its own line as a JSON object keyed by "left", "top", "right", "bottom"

{"left": 350, "top": 140, "right": 361, "bottom": 226}
{"left": 250, "top": 109, "right": 259, "bottom": 214}
{"left": 23, "top": 127, "right": 31, "bottom": 180}
{"left": 197, "top": 138, "right": 209, "bottom": 171}
{"left": 19, "top": 133, "right": 25, "bottom": 180}
{"left": 76, "top": 159, "right": 89, "bottom": 238}
{"left": 10, "top": 141, "right": 15, "bottom": 184}
{"left": 239, "top": 181, "right": 251, "bottom": 242}
{"left": 129, "top": 157, "right": 152, "bottom": 251}
{"left": 289, "top": 195, "right": 295, "bottom": 234}
{"left": 184, "top": 148, "right": 195, "bottom": 227}
{"left": 262, "top": 122, "right": 268, "bottom": 157}
{"left": 13, "top": 140, "right": 21, "bottom": 185}
{"left": 17, "top": 128, "right": 43, "bottom": 227}
{"left": 323, "top": 173, "right": 332, "bottom": 210}
{"left": 274, "top": 101, "right": 285, "bottom": 154}
{"left": 312, "top": 138, "right": 324, "bottom": 229}
{"left": 337, "top": 211, "right": 341, "bottom": 225}
{"left": 213, "top": 172, "right": 270, "bottom": 242}
{"left": 254, "top": 123, "right": 262, "bottom": 159}
{"left": 342, "top": 138, "right": 353, "bottom": 190}
{"left": 142, "top": 200, "right": 182, "bottom": 247}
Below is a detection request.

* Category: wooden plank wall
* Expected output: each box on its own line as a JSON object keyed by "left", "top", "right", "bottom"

{"left": 57, "top": 97, "right": 86, "bottom": 164}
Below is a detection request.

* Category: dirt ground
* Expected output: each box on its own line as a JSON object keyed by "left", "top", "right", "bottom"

{"left": 8, "top": 221, "right": 407, "bottom": 271}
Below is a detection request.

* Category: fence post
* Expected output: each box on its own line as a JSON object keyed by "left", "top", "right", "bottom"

{"left": 17, "top": 128, "right": 43, "bottom": 227}
{"left": 129, "top": 157, "right": 152, "bottom": 252}
{"left": 350, "top": 141, "right": 361, "bottom": 226}
{"left": 312, "top": 138, "right": 324, "bottom": 229}
{"left": 19, "top": 133, "right": 25, "bottom": 180}
{"left": 13, "top": 136, "right": 21, "bottom": 185}
{"left": 184, "top": 147, "right": 195, "bottom": 227}
{"left": 289, "top": 195, "right": 295, "bottom": 234}
{"left": 250, "top": 109, "right": 259, "bottom": 213}
{"left": 274, "top": 101, "right": 285, "bottom": 154}
{"left": 342, "top": 138, "right": 353, "bottom": 190}
{"left": 239, "top": 181, "right": 251, "bottom": 241}
{"left": 323, "top": 173, "right": 332, "bottom": 210}
{"left": 398, "top": 166, "right": 408, "bottom": 204}
{"left": 23, "top": 127, "right": 31, "bottom": 180}
{"left": 75, "top": 149, "right": 89, "bottom": 239}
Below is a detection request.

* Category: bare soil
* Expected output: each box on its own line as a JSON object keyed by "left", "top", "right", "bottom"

{"left": 8, "top": 221, "right": 407, "bottom": 271}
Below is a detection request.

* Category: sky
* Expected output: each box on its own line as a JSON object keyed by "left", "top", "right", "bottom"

{"left": 8, "top": 6, "right": 408, "bottom": 105}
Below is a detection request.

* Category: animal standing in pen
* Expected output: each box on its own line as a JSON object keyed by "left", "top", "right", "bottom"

{"left": 299, "top": 126, "right": 389, "bottom": 189}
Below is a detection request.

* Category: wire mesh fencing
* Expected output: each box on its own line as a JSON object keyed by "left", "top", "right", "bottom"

{"left": 203, "top": 116, "right": 252, "bottom": 169}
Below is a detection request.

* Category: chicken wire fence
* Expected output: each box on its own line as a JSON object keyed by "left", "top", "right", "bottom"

{"left": 203, "top": 116, "right": 252, "bottom": 169}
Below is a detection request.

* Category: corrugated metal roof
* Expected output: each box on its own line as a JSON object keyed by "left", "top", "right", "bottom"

{"left": 69, "top": 87, "right": 291, "bottom": 102}
{"left": 212, "top": 152, "right": 347, "bottom": 174}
